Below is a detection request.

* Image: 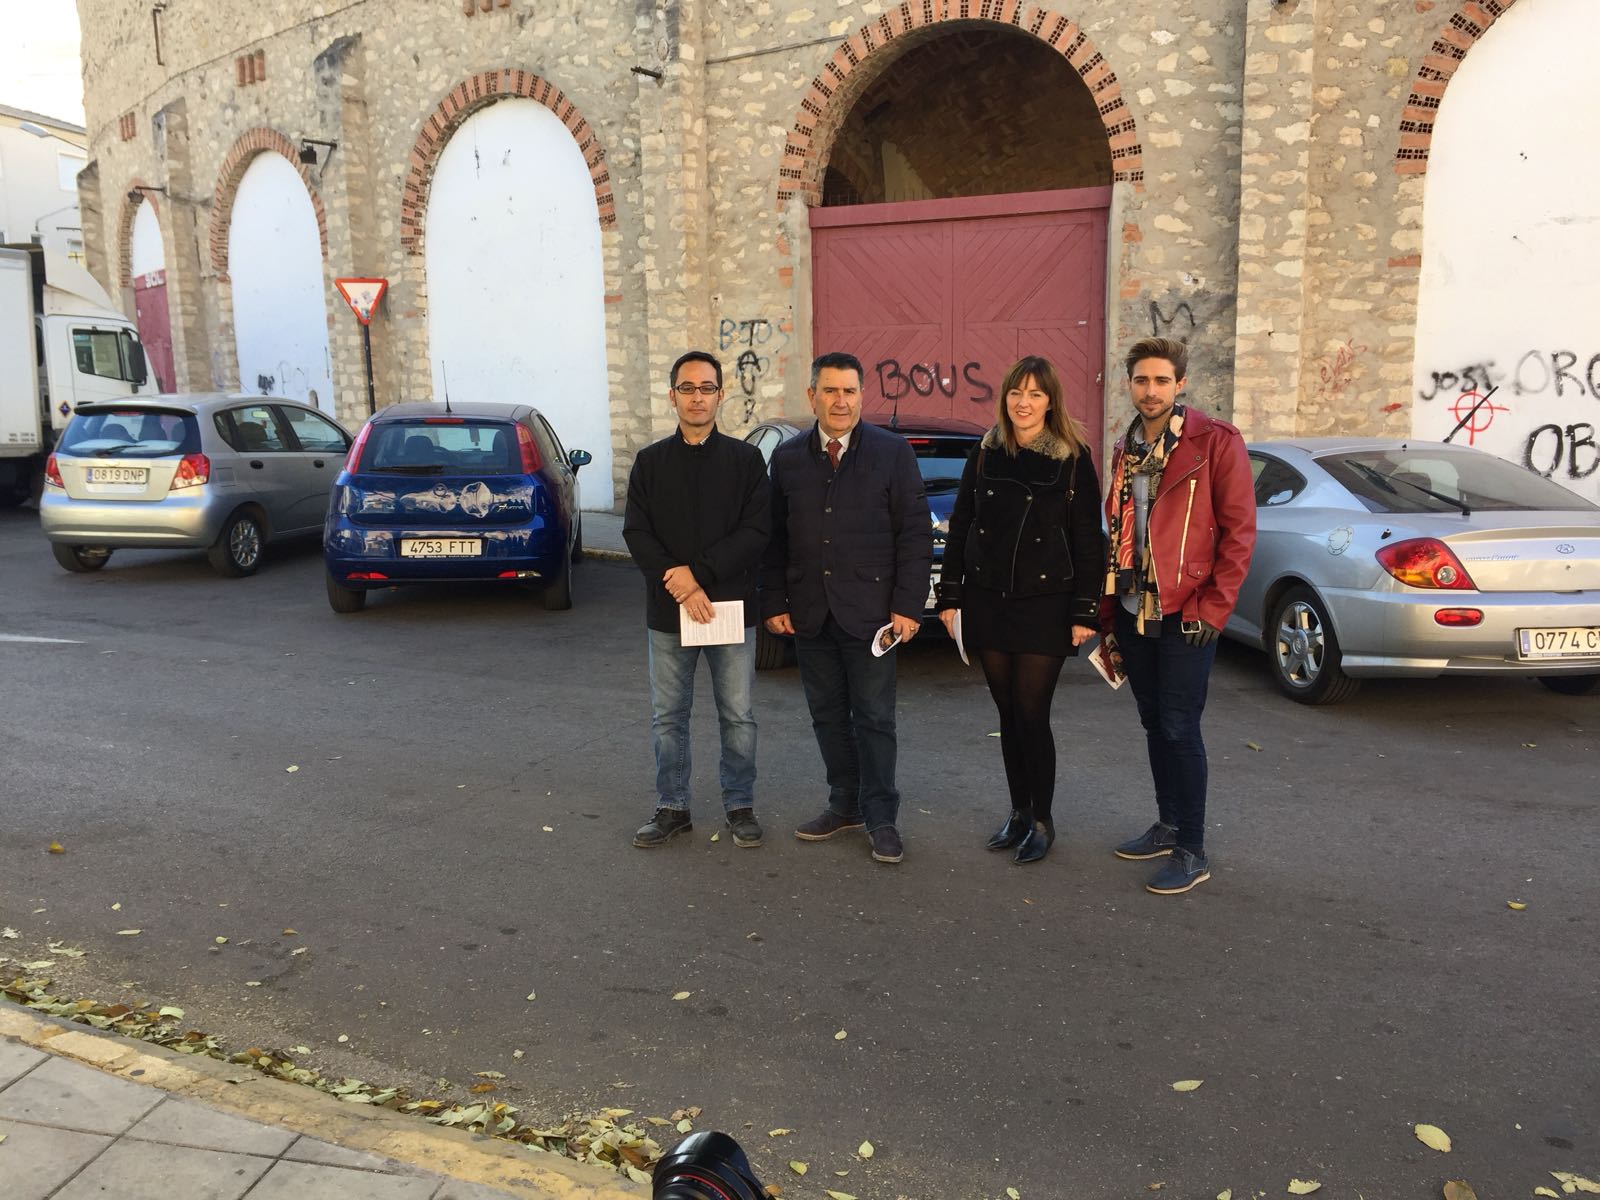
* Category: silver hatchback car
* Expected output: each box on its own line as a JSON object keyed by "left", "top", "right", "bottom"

{"left": 41, "top": 393, "right": 352, "bottom": 576}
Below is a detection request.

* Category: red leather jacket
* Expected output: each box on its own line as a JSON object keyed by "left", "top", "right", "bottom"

{"left": 1100, "top": 408, "right": 1257, "bottom": 633}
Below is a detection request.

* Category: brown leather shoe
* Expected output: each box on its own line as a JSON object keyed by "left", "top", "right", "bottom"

{"left": 869, "top": 825, "right": 904, "bottom": 864}
{"left": 794, "top": 810, "right": 865, "bottom": 841}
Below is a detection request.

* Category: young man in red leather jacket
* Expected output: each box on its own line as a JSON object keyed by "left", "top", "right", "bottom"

{"left": 1100, "top": 337, "right": 1257, "bottom": 894}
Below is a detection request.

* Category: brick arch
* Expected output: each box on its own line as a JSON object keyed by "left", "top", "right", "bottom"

{"left": 117, "top": 178, "right": 157, "bottom": 287}
{"left": 399, "top": 68, "right": 614, "bottom": 256}
{"left": 1395, "top": 0, "right": 1519, "bottom": 175}
{"left": 779, "top": 1, "right": 1142, "bottom": 207}
{"left": 208, "top": 128, "right": 329, "bottom": 279}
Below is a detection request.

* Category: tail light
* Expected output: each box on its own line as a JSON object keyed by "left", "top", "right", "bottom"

{"left": 346, "top": 571, "right": 388, "bottom": 581}
{"left": 1434, "top": 608, "right": 1484, "bottom": 626}
{"left": 169, "top": 453, "right": 210, "bottom": 490}
{"left": 45, "top": 454, "right": 64, "bottom": 489}
{"left": 517, "top": 424, "right": 542, "bottom": 473}
{"left": 346, "top": 422, "right": 373, "bottom": 471}
{"left": 1376, "top": 538, "right": 1476, "bottom": 590}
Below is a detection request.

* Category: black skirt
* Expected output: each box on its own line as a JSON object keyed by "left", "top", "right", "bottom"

{"left": 961, "top": 584, "right": 1083, "bottom": 657}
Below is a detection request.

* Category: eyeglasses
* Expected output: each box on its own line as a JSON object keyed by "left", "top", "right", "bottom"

{"left": 674, "top": 382, "right": 722, "bottom": 396}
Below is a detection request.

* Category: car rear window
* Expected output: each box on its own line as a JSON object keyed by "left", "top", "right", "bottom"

{"left": 1317, "top": 448, "right": 1599, "bottom": 514}
{"left": 361, "top": 420, "right": 521, "bottom": 475}
{"left": 59, "top": 408, "right": 200, "bottom": 457}
{"left": 905, "top": 436, "right": 978, "bottom": 495}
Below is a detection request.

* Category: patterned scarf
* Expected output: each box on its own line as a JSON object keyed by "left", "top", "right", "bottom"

{"left": 1105, "top": 405, "right": 1186, "bottom": 634}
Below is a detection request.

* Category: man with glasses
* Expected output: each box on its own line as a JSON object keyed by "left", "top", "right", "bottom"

{"left": 625, "top": 351, "right": 772, "bottom": 849}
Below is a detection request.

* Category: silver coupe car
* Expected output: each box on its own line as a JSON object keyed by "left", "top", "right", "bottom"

{"left": 41, "top": 393, "right": 352, "bottom": 576}
{"left": 1227, "top": 438, "right": 1600, "bottom": 703}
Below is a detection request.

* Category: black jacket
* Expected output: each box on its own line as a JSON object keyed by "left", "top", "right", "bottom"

{"left": 760, "top": 421, "right": 934, "bottom": 641}
{"left": 623, "top": 427, "right": 771, "bottom": 633}
{"left": 936, "top": 426, "right": 1106, "bottom": 627}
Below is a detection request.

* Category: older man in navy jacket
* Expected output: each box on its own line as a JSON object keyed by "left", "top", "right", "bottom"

{"left": 760, "top": 352, "right": 933, "bottom": 864}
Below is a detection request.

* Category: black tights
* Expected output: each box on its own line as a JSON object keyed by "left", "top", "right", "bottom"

{"left": 977, "top": 650, "right": 1067, "bottom": 819}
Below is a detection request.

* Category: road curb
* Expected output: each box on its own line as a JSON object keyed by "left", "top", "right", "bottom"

{"left": 583, "top": 548, "right": 631, "bottom": 563}
{"left": 0, "top": 1003, "right": 645, "bottom": 1199}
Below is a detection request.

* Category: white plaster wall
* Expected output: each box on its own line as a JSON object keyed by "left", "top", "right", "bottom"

{"left": 129, "top": 200, "right": 164, "bottom": 277}
{"left": 1411, "top": 0, "right": 1600, "bottom": 500}
{"left": 425, "top": 99, "right": 612, "bottom": 507}
{"left": 228, "top": 153, "right": 333, "bottom": 412}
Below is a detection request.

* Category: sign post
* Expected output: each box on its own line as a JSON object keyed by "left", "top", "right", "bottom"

{"left": 334, "top": 278, "right": 388, "bottom": 414}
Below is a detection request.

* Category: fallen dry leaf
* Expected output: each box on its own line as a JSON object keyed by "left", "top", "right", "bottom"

{"left": 474, "top": 1071, "right": 506, "bottom": 1079}
{"left": 1533, "top": 1189, "right": 1559, "bottom": 1198}
{"left": 673, "top": 991, "right": 692, "bottom": 1001}
{"left": 1287, "top": 1182, "right": 1321, "bottom": 1195}
{"left": 1008, "top": 1189, "right": 1021, "bottom": 1200}
{"left": 215, "top": 937, "right": 228, "bottom": 945}
{"left": 116, "top": 929, "right": 141, "bottom": 936}
{"left": 1, "top": 928, "right": 18, "bottom": 939}
{"left": 1507, "top": 901, "right": 1527, "bottom": 911}
{"left": 542, "top": 825, "right": 554, "bottom": 833}
{"left": 526, "top": 992, "right": 536, "bottom": 1001}
{"left": 291, "top": 947, "right": 307, "bottom": 956}
{"left": 768, "top": 1128, "right": 793, "bottom": 1137}
{"left": 788, "top": 1161, "right": 808, "bottom": 1176}
{"left": 1171, "top": 1079, "right": 1204, "bottom": 1092}
{"left": 244, "top": 981, "right": 261, "bottom": 988}
{"left": 286, "top": 765, "right": 299, "bottom": 773}
{"left": 1217, "top": 1192, "right": 1232, "bottom": 1200}
{"left": 470, "top": 1082, "right": 497, "bottom": 1094}
{"left": 824, "top": 1192, "right": 857, "bottom": 1200}
{"left": 1246, "top": 741, "right": 1263, "bottom": 751}
{"left": 1442, "top": 1181, "right": 1477, "bottom": 1200}
{"left": 283, "top": 929, "right": 297, "bottom": 935}
{"left": 1551, "top": 1172, "right": 1600, "bottom": 1195}
{"left": 336, "top": 1034, "right": 349, "bottom": 1043}
{"left": 858, "top": 1140, "right": 874, "bottom": 1159}
{"left": 676, "top": 1118, "right": 693, "bottom": 1133}
{"left": 111, "top": 903, "right": 121, "bottom": 911}
{"left": 1414, "top": 1123, "right": 1452, "bottom": 1153}
{"left": 600, "top": 1107, "right": 633, "bottom": 1118}
{"left": 834, "top": 1030, "right": 848, "bottom": 1041}
{"left": 48, "top": 842, "right": 64, "bottom": 854}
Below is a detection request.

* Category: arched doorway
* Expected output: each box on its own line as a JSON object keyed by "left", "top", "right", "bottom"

{"left": 129, "top": 200, "right": 175, "bottom": 392}
{"left": 227, "top": 153, "right": 334, "bottom": 412}
{"left": 423, "top": 98, "right": 612, "bottom": 507}
{"left": 806, "top": 26, "right": 1114, "bottom": 442}
{"left": 1410, "top": 0, "right": 1600, "bottom": 500}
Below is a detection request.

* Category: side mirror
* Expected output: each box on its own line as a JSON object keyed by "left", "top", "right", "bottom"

{"left": 126, "top": 337, "right": 149, "bottom": 388}
{"left": 568, "top": 449, "right": 592, "bottom": 472}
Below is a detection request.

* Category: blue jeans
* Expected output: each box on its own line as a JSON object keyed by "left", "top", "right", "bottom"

{"left": 793, "top": 615, "right": 900, "bottom": 832}
{"left": 1113, "top": 607, "right": 1218, "bottom": 851}
{"left": 647, "top": 627, "right": 757, "bottom": 813}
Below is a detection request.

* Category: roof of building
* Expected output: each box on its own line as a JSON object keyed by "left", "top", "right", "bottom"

{"left": 0, "top": 103, "right": 88, "bottom": 137}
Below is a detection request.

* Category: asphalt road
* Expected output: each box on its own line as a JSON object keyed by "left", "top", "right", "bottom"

{"left": 2, "top": 507, "right": 1595, "bottom": 1199}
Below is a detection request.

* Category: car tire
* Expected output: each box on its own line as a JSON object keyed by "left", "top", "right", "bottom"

{"left": 543, "top": 556, "right": 573, "bottom": 611}
{"left": 1268, "top": 585, "right": 1361, "bottom": 705}
{"left": 1537, "top": 674, "right": 1599, "bottom": 696}
{"left": 208, "top": 509, "right": 265, "bottom": 577}
{"left": 754, "top": 622, "right": 790, "bottom": 670}
{"left": 0, "top": 484, "right": 29, "bottom": 509}
{"left": 326, "top": 572, "right": 367, "bottom": 614}
{"left": 51, "top": 543, "right": 111, "bottom": 573}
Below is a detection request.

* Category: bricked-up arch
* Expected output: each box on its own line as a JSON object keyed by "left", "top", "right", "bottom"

{"left": 399, "top": 69, "right": 614, "bottom": 255}
{"left": 1395, "top": 0, "right": 1519, "bottom": 175}
{"left": 116, "top": 179, "right": 157, "bottom": 286}
{"left": 208, "top": 129, "right": 329, "bottom": 278}
{"left": 780, "top": 0, "right": 1142, "bottom": 207}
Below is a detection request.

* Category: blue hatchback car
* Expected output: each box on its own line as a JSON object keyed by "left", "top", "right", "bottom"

{"left": 323, "top": 401, "right": 591, "bottom": 612}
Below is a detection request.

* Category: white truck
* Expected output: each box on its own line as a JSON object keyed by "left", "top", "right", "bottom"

{"left": 1, "top": 244, "right": 148, "bottom": 506}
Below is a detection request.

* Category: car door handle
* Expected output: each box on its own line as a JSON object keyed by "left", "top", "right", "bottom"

{"left": 313, "top": 460, "right": 325, "bottom": 468}
{"left": 249, "top": 460, "right": 264, "bottom": 469}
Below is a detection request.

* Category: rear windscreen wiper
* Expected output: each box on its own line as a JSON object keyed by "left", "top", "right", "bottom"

{"left": 1347, "top": 460, "right": 1470, "bottom": 516}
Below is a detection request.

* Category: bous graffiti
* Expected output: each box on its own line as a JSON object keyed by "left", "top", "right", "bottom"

{"left": 1524, "top": 422, "right": 1599, "bottom": 481}
{"left": 874, "top": 359, "right": 994, "bottom": 406}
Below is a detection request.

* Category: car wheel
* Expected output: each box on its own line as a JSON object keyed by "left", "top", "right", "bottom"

{"left": 1269, "top": 585, "right": 1361, "bottom": 704}
{"left": 208, "top": 509, "right": 265, "bottom": 577}
{"left": 51, "top": 543, "right": 111, "bottom": 573}
{"left": 0, "top": 484, "right": 29, "bottom": 509}
{"left": 326, "top": 571, "right": 367, "bottom": 614}
{"left": 571, "top": 513, "right": 584, "bottom": 564}
{"left": 543, "top": 556, "right": 573, "bottom": 610}
{"left": 754, "top": 622, "right": 790, "bottom": 670}
{"left": 1538, "top": 674, "right": 1599, "bottom": 696}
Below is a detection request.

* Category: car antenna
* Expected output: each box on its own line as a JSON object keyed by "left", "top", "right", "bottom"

{"left": 441, "top": 363, "right": 454, "bottom": 414}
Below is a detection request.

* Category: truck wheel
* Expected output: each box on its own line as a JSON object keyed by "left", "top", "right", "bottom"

{"left": 1269, "top": 586, "right": 1361, "bottom": 704}
{"left": 0, "top": 485, "right": 28, "bottom": 509}
{"left": 755, "top": 623, "right": 790, "bottom": 670}
{"left": 208, "top": 509, "right": 264, "bottom": 577}
{"left": 51, "top": 543, "right": 111, "bottom": 573}
{"left": 326, "top": 572, "right": 367, "bottom": 613}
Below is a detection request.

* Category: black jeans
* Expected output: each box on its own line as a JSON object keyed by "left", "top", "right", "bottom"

{"left": 794, "top": 614, "right": 900, "bottom": 832}
{"left": 1113, "top": 607, "right": 1218, "bottom": 851}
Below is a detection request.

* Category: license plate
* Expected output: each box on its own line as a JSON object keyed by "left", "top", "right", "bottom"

{"left": 400, "top": 537, "right": 482, "bottom": 558}
{"left": 1517, "top": 626, "right": 1600, "bottom": 660}
{"left": 87, "top": 466, "right": 148, "bottom": 485}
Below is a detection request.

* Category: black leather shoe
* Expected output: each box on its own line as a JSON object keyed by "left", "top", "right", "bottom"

{"left": 986, "top": 809, "right": 1032, "bottom": 851}
{"left": 869, "top": 825, "right": 904, "bottom": 863}
{"left": 633, "top": 808, "right": 692, "bottom": 848}
{"left": 1014, "top": 818, "right": 1055, "bottom": 864}
{"left": 794, "top": 810, "right": 865, "bottom": 841}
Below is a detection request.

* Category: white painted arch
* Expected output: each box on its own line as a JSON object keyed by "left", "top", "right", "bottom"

{"left": 129, "top": 200, "right": 164, "bottom": 278}
{"left": 1411, "top": 0, "right": 1600, "bottom": 500}
{"left": 424, "top": 98, "right": 612, "bottom": 507}
{"left": 228, "top": 153, "right": 333, "bottom": 413}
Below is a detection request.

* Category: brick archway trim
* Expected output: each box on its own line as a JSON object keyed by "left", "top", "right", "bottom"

{"left": 1395, "top": 0, "right": 1519, "bottom": 175}
{"left": 117, "top": 179, "right": 157, "bottom": 287}
{"left": 208, "top": 128, "right": 330, "bottom": 278}
{"left": 399, "top": 68, "right": 615, "bottom": 256}
{"left": 779, "top": 0, "right": 1143, "bottom": 207}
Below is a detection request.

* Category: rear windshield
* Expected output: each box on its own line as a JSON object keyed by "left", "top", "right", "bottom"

{"left": 60, "top": 408, "right": 200, "bottom": 457}
{"left": 361, "top": 420, "right": 521, "bottom": 475}
{"left": 906, "top": 436, "right": 978, "bottom": 495}
{"left": 1316, "top": 448, "right": 1598, "bottom": 514}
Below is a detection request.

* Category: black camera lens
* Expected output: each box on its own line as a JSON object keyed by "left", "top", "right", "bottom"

{"left": 653, "top": 1131, "right": 767, "bottom": 1200}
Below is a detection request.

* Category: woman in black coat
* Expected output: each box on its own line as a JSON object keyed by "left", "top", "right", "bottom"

{"left": 936, "top": 356, "right": 1106, "bottom": 863}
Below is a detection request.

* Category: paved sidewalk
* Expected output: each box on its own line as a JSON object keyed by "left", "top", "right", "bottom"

{"left": 1, "top": 1010, "right": 642, "bottom": 1200}
{"left": 581, "top": 511, "right": 628, "bottom": 560}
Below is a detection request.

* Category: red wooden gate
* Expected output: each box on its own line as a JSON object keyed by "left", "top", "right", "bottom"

{"left": 133, "top": 269, "right": 176, "bottom": 393}
{"left": 811, "top": 188, "right": 1109, "bottom": 448}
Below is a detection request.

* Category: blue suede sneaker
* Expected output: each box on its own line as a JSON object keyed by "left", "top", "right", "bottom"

{"left": 1114, "top": 821, "right": 1178, "bottom": 860}
{"left": 1145, "top": 847, "right": 1210, "bottom": 895}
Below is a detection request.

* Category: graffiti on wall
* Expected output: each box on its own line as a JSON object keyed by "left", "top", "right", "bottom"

{"left": 717, "top": 316, "right": 791, "bottom": 424}
{"left": 874, "top": 359, "right": 994, "bottom": 407}
{"left": 1316, "top": 338, "right": 1369, "bottom": 410}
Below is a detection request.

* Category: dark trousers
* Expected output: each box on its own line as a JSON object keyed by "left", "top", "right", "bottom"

{"left": 1114, "top": 607, "right": 1218, "bottom": 851}
{"left": 794, "top": 614, "right": 900, "bottom": 832}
